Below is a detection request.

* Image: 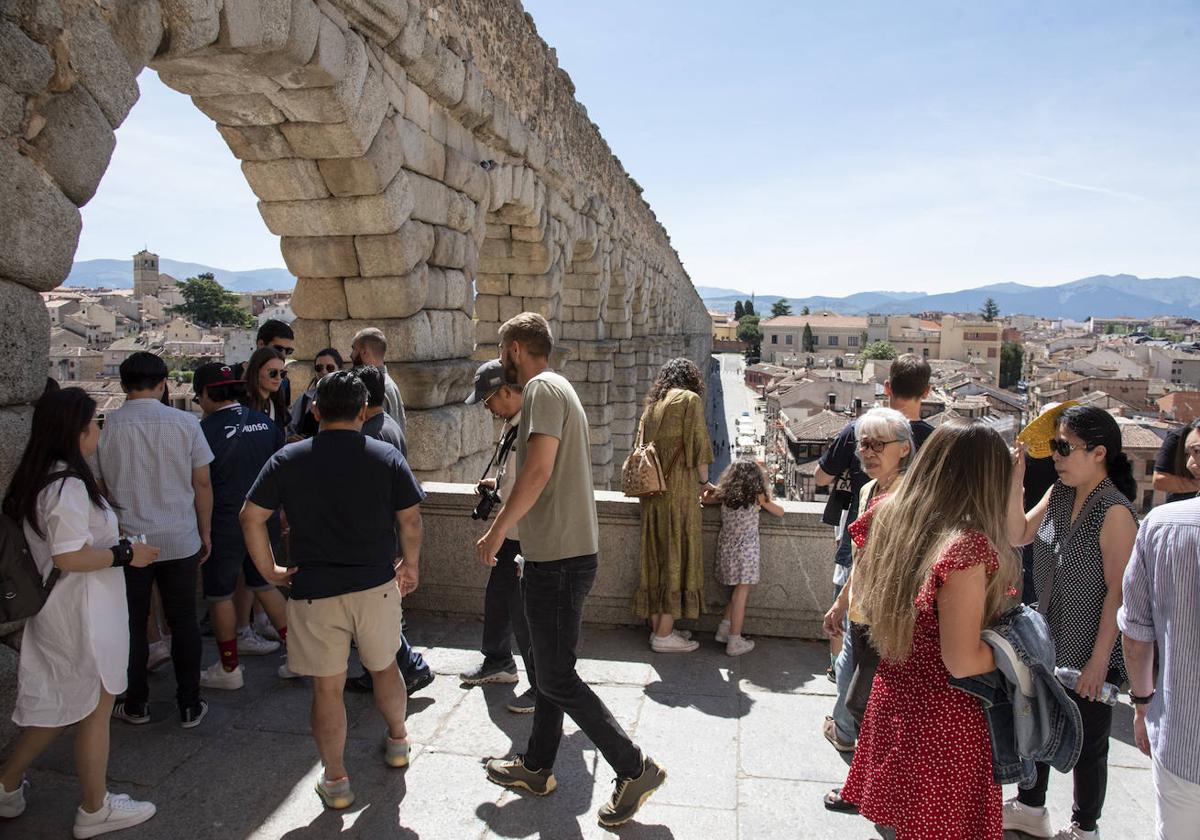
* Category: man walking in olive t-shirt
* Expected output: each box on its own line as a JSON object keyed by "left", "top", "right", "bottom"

{"left": 477, "top": 313, "right": 665, "bottom": 828}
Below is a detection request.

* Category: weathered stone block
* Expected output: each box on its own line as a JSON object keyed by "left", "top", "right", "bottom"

{"left": 67, "top": 7, "right": 140, "bottom": 128}
{"left": 0, "top": 20, "right": 53, "bottom": 94}
{"left": 328, "top": 311, "right": 472, "bottom": 363}
{"left": 388, "top": 358, "right": 477, "bottom": 409}
{"left": 588, "top": 426, "right": 612, "bottom": 447}
{"left": 473, "top": 294, "right": 499, "bottom": 323}
{"left": 612, "top": 367, "right": 637, "bottom": 387}
{"left": 0, "top": 143, "right": 81, "bottom": 290}
{"left": 613, "top": 402, "right": 639, "bottom": 421}
{"left": 479, "top": 239, "right": 556, "bottom": 275}
{"left": 258, "top": 168, "right": 414, "bottom": 237}
{"left": 0, "top": 279, "right": 49, "bottom": 405}
{"left": 344, "top": 267, "right": 427, "bottom": 319}
{"left": 280, "top": 235, "right": 358, "bottom": 277}
{"left": 276, "top": 65, "right": 386, "bottom": 158}
{"left": 0, "top": 83, "right": 23, "bottom": 137}
{"left": 218, "top": 0, "right": 292, "bottom": 53}
{"left": 520, "top": 296, "right": 557, "bottom": 320}
{"left": 402, "top": 77, "right": 430, "bottom": 131}
{"left": 158, "top": 71, "right": 279, "bottom": 97}
{"left": 192, "top": 92, "right": 285, "bottom": 125}
{"left": 28, "top": 85, "right": 115, "bottom": 206}
{"left": 103, "top": 0, "right": 164, "bottom": 71}
{"left": 406, "top": 172, "right": 451, "bottom": 227}
{"left": 430, "top": 225, "right": 467, "bottom": 268}
{"left": 474, "top": 319, "right": 500, "bottom": 346}
{"left": 560, "top": 320, "right": 603, "bottom": 341}
{"left": 612, "top": 352, "right": 636, "bottom": 368}
{"left": 289, "top": 318, "right": 331, "bottom": 358}
{"left": 574, "top": 382, "right": 609, "bottom": 405}
{"left": 354, "top": 219, "right": 433, "bottom": 277}
{"left": 405, "top": 404, "right": 467, "bottom": 471}
{"left": 216, "top": 123, "right": 293, "bottom": 161}
{"left": 241, "top": 157, "right": 328, "bottom": 201}
{"left": 424, "top": 267, "right": 469, "bottom": 311}
{"left": 396, "top": 116, "right": 444, "bottom": 180}
{"left": 0, "top": 405, "right": 34, "bottom": 495}
{"left": 338, "top": 0, "right": 408, "bottom": 43}
{"left": 272, "top": 13, "right": 346, "bottom": 89}
{"left": 496, "top": 295, "right": 521, "bottom": 324}
{"left": 290, "top": 276, "right": 347, "bottom": 320}
{"left": 561, "top": 361, "right": 588, "bottom": 381}
{"left": 158, "top": 0, "right": 221, "bottom": 56}
{"left": 508, "top": 272, "right": 559, "bottom": 299}
{"left": 446, "top": 190, "right": 475, "bottom": 234}
{"left": 268, "top": 28, "right": 365, "bottom": 122}
{"left": 316, "top": 112, "right": 403, "bottom": 197}
{"left": 584, "top": 403, "right": 614, "bottom": 427}
{"left": 474, "top": 273, "right": 508, "bottom": 295}
{"left": 577, "top": 340, "right": 619, "bottom": 361}
{"left": 408, "top": 42, "right": 465, "bottom": 109}
{"left": 587, "top": 361, "right": 614, "bottom": 382}
{"left": 449, "top": 61, "right": 486, "bottom": 129}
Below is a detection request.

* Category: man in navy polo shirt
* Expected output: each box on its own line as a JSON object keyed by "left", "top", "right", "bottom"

{"left": 194, "top": 363, "right": 292, "bottom": 689}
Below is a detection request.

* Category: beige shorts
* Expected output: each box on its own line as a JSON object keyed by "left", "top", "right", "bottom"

{"left": 285, "top": 579, "right": 403, "bottom": 677}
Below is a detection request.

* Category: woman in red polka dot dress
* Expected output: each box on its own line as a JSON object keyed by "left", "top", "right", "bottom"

{"left": 840, "top": 420, "right": 1021, "bottom": 840}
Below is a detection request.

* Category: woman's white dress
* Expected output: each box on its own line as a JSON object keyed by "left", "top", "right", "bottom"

{"left": 13, "top": 474, "right": 129, "bottom": 727}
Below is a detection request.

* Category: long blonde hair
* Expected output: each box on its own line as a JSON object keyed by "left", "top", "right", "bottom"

{"left": 854, "top": 419, "right": 1018, "bottom": 663}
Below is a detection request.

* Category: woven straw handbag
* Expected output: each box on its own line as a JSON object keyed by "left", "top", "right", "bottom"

{"left": 621, "top": 400, "right": 687, "bottom": 498}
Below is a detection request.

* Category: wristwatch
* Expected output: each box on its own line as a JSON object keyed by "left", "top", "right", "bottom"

{"left": 110, "top": 538, "right": 134, "bottom": 567}
{"left": 1130, "top": 691, "right": 1155, "bottom": 705}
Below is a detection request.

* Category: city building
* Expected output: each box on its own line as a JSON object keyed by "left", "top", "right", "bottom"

{"left": 759, "top": 314, "right": 882, "bottom": 365}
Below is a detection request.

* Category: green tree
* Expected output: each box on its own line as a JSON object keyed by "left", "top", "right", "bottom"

{"left": 737, "top": 314, "right": 762, "bottom": 355}
{"left": 734, "top": 300, "right": 745, "bottom": 320}
{"left": 171, "top": 273, "right": 254, "bottom": 327}
{"left": 801, "top": 305, "right": 810, "bottom": 315}
{"left": 858, "top": 340, "right": 897, "bottom": 370}
{"left": 770, "top": 298, "right": 793, "bottom": 318}
{"left": 802, "top": 322, "right": 815, "bottom": 352}
{"left": 1000, "top": 341, "right": 1024, "bottom": 389}
{"left": 980, "top": 297, "right": 1000, "bottom": 322}
{"left": 743, "top": 298, "right": 756, "bottom": 316}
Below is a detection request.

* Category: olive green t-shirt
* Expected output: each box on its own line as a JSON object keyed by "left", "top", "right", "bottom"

{"left": 515, "top": 370, "right": 599, "bottom": 562}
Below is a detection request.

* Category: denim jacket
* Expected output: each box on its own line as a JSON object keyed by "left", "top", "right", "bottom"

{"left": 949, "top": 605, "right": 1083, "bottom": 787}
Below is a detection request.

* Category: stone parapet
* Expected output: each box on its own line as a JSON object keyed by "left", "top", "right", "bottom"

{"left": 407, "top": 484, "right": 831, "bottom": 640}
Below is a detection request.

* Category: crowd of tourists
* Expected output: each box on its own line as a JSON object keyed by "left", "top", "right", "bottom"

{"left": 0, "top": 316, "right": 1195, "bottom": 839}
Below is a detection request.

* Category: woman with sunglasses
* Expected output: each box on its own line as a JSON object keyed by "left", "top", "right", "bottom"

{"left": 241, "top": 347, "right": 288, "bottom": 430}
{"left": 287, "top": 348, "right": 343, "bottom": 440}
{"left": 1007, "top": 405, "right": 1138, "bottom": 840}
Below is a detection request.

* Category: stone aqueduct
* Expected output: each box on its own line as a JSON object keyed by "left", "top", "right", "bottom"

{"left": 0, "top": 0, "right": 712, "bottom": 488}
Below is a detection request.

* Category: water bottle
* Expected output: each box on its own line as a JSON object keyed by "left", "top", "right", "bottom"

{"left": 1054, "top": 667, "right": 1119, "bottom": 706}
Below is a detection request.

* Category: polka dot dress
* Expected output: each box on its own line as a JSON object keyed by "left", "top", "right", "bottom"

{"left": 841, "top": 530, "right": 1002, "bottom": 840}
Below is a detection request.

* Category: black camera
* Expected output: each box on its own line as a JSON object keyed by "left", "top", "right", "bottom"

{"left": 472, "top": 486, "right": 501, "bottom": 521}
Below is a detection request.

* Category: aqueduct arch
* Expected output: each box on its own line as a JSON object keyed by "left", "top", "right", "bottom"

{"left": 0, "top": 0, "right": 711, "bottom": 488}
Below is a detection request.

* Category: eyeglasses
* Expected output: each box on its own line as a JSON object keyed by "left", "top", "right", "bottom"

{"left": 857, "top": 438, "right": 899, "bottom": 454}
{"left": 314, "top": 363, "right": 338, "bottom": 374}
{"left": 483, "top": 387, "right": 502, "bottom": 407}
{"left": 270, "top": 344, "right": 295, "bottom": 356}
{"left": 266, "top": 368, "right": 283, "bottom": 379}
{"left": 1049, "top": 438, "right": 1092, "bottom": 458}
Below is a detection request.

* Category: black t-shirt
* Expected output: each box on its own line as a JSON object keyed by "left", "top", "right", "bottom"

{"left": 819, "top": 418, "right": 935, "bottom": 522}
{"left": 247, "top": 429, "right": 426, "bottom": 599}
{"left": 1153, "top": 429, "right": 1196, "bottom": 503}
{"left": 202, "top": 404, "right": 284, "bottom": 537}
{"left": 362, "top": 411, "right": 408, "bottom": 458}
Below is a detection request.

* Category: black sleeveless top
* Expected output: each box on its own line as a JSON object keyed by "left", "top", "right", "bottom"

{"left": 1032, "top": 478, "right": 1137, "bottom": 682}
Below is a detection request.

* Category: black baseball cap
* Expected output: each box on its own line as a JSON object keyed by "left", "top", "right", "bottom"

{"left": 192, "top": 362, "right": 243, "bottom": 403}
{"left": 466, "top": 359, "right": 510, "bottom": 405}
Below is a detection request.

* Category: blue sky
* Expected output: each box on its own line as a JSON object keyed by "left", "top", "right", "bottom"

{"left": 78, "top": 1, "right": 1200, "bottom": 296}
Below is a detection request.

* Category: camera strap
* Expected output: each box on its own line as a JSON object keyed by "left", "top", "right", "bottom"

{"left": 479, "top": 424, "right": 519, "bottom": 484}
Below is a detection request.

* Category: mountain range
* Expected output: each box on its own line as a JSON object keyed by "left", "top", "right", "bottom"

{"left": 699, "top": 275, "right": 1200, "bottom": 321}
{"left": 67, "top": 259, "right": 1198, "bottom": 321}
{"left": 66, "top": 258, "right": 295, "bottom": 293}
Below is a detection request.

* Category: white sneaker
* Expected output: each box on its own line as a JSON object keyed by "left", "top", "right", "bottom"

{"left": 73, "top": 793, "right": 156, "bottom": 838}
{"left": 715, "top": 620, "right": 731, "bottom": 644}
{"left": 1053, "top": 824, "right": 1098, "bottom": 840}
{"left": 0, "top": 778, "right": 27, "bottom": 818}
{"left": 650, "top": 632, "right": 699, "bottom": 653}
{"left": 277, "top": 656, "right": 300, "bottom": 679}
{"left": 726, "top": 635, "right": 756, "bottom": 656}
{"left": 646, "top": 629, "right": 693, "bottom": 643}
{"left": 1002, "top": 798, "right": 1053, "bottom": 838}
{"left": 199, "top": 660, "right": 244, "bottom": 690}
{"left": 253, "top": 613, "right": 280, "bottom": 643}
{"left": 146, "top": 639, "right": 171, "bottom": 673}
{"left": 236, "top": 626, "right": 280, "bottom": 656}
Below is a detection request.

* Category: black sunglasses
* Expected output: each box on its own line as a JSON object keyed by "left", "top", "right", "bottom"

{"left": 1048, "top": 438, "right": 1092, "bottom": 458}
{"left": 314, "top": 363, "right": 338, "bottom": 374}
{"left": 270, "top": 344, "right": 295, "bottom": 356}
{"left": 266, "top": 368, "right": 284, "bottom": 379}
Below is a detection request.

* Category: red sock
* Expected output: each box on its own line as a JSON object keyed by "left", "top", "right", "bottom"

{"left": 219, "top": 638, "right": 239, "bottom": 671}
{"left": 277, "top": 625, "right": 287, "bottom": 644}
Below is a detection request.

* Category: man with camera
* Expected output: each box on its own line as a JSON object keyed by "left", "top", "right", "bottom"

{"left": 460, "top": 360, "right": 536, "bottom": 714}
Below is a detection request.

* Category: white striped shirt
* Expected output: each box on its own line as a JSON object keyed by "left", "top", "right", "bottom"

{"left": 97, "top": 398, "right": 214, "bottom": 560}
{"left": 1118, "top": 497, "right": 1200, "bottom": 784}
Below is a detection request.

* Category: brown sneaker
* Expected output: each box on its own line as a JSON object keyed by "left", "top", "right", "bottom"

{"left": 485, "top": 755, "right": 556, "bottom": 796}
{"left": 597, "top": 756, "right": 666, "bottom": 827}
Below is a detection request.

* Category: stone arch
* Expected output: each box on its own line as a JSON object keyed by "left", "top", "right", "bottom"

{"left": 0, "top": 0, "right": 712, "bottom": 489}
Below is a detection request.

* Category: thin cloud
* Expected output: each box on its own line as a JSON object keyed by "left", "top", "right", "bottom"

{"left": 1018, "top": 171, "right": 1146, "bottom": 202}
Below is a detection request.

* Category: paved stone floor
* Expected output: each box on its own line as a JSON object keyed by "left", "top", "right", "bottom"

{"left": 1, "top": 615, "right": 1154, "bottom": 839}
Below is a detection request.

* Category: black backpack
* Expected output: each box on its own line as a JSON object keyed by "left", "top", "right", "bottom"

{"left": 0, "top": 490, "right": 63, "bottom": 625}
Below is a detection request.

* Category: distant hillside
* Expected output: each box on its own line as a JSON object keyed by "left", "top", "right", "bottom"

{"left": 67, "top": 258, "right": 295, "bottom": 292}
{"left": 701, "top": 274, "right": 1200, "bottom": 320}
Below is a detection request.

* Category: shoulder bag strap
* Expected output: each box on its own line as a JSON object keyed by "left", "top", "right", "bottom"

{"left": 212, "top": 409, "right": 247, "bottom": 480}
{"left": 1038, "top": 486, "right": 1121, "bottom": 616}
{"left": 661, "top": 395, "right": 691, "bottom": 480}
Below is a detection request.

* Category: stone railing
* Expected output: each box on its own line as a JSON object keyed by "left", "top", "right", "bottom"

{"left": 409, "top": 484, "right": 834, "bottom": 640}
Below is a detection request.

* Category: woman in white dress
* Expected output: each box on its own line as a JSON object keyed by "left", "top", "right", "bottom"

{"left": 0, "top": 388, "right": 159, "bottom": 838}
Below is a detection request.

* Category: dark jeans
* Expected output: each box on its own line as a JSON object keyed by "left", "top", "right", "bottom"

{"left": 521, "top": 554, "right": 641, "bottom": 778}
{"left": 1018, "top": 682, "right": 1116, "bottom": 831}
{"left": 846, "top": 621, "right": 881, "bottom": 729}
{"left": 398, "top": 624, "right": 427, "bottom": 680}
{"left": 124, "top": 553, "right": 202, "bottom": 712}
{"left": 481, "top": 539, "right": 534, "bottom": 684}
